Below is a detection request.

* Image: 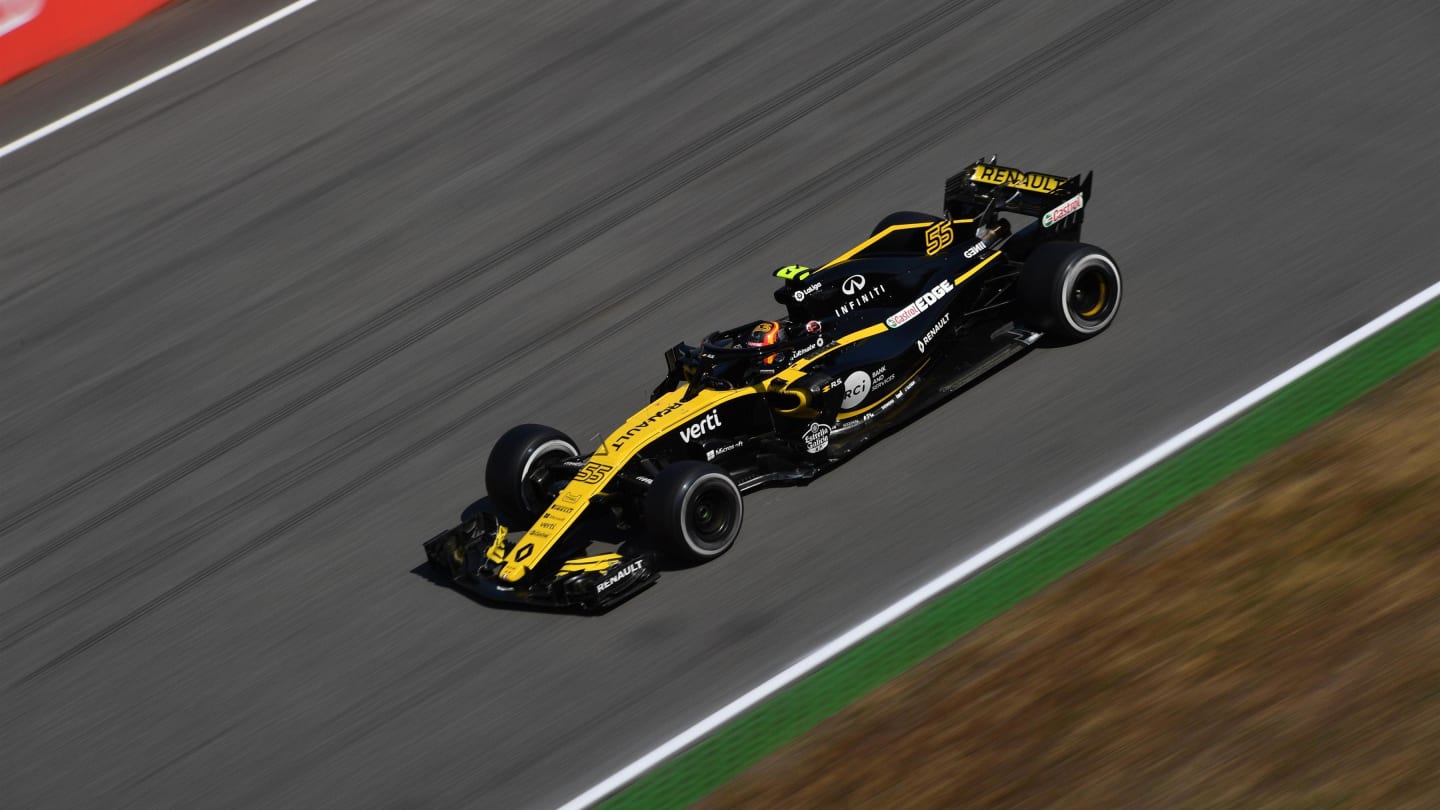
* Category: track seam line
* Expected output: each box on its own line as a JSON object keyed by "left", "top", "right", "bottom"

{"left": 5, "top": 0, "right": 1168, "bottom": 702}
{"left": 0, "top": 0, "right": 1054, "bottom": 644}
{"left": 0, "top": 1, "right": 690, "bottom": 312}
{"left": 0, "top": 0, "right": 983, "bottom": 579}
{"left": 0, "top": 0, "right": 325, "bottom": 162}
{"left": 558, "top": 287, "right": 1440, "bottom": 809}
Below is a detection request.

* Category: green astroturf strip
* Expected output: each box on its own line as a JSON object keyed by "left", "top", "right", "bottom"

{"left": 601, "top": 297, "right": 1440, "bottom": 809}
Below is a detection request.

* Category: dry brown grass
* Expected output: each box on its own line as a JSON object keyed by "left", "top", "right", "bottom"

{"left": 702, "top": 354, "right": 1440, "bottom": 810}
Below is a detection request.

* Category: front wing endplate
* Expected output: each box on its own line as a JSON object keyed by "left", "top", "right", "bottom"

{"left": 422, "top": 515, "right": 657, "bottom": 613}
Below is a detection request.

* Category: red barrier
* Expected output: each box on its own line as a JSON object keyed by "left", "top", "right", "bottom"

{"left": 1, "top": 0, "right": 173, "bottom": 85}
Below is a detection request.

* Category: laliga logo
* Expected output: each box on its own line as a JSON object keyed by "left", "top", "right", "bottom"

{"left": 841, "top": 275, "right": 866, "bottom": 296}
{"left": 792, "top": 281, "right": 822, "bottom": 302}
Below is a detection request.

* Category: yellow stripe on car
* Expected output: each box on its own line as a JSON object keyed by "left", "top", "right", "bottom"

{"left": 818, "top": 219, "right": 972, "bottom": 271}
{"left": 954, "top": 251, "right": 1000, "bottom": 286}
{"left": 558, "top": 553, "right": 625, "bottom": 574}
{"left": 499, "top": 385, "right": 753, "bottom": 582}
{"left": 501, "top": 247, "right": 1003, "bottom": 582}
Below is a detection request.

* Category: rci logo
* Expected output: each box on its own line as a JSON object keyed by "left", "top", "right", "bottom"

{"left": 841, "top": 370, "right": 872, "bottom": 409}
{"left": 841, "top": 275, "right": 866, "bottom": 295}
{"left": 925, "top": 220, "right": 954, "bottom": 255}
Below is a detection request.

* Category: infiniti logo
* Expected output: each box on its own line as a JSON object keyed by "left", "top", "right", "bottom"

{"left": 841, "top": 275, "right": 866, "bottom": 295}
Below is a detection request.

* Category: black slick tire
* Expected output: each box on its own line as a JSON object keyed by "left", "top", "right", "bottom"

{"left": 644, "top": 461, "right": 743, "bottom": 564}
{"left": 1017, "top": 242, "right": 1122, "bottom": 341}
{"left": 485, "top": 424, "right": 579, "bottom": 524}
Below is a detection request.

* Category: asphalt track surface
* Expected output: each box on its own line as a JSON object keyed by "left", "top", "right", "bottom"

{"left": 1, "top": 1, "right": 1436, "bottom": 806}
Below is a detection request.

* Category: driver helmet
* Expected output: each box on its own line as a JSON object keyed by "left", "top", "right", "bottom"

{"left": 745, "top": 320, "right": 786, "bottom": 364}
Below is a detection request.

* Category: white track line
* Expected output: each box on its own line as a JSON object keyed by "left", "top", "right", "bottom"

{"left": 9, "top": 4, "right": 1437, "bottom": 799}
{"left": 0, "top": 0, "right": 321, "bottom": 162}
{"left": 559, "top": 276, "right": 1440, "bottom": 810}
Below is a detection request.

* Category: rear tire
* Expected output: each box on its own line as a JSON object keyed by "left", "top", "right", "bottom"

{"left": 1017, "top": 242, "right": 1122, "bottom": 342}
{"left": 485, "top": 424, "right": 579, "bottom": 524}
{"left": 645, "top": 461, "right": 743, "bottom": 564}
{"left": 871, "top": 210, "right": 938, "bottom": 236}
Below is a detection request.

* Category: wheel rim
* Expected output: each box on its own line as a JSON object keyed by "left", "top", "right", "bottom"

{"left": 686, "top": 481, "right": 737, "bottom": 551}
{"left": 519, "top": 442, "right": 576, "bottom": 515}
{"left": 1068, "top": 263, "right": 1114, "bottom": 327}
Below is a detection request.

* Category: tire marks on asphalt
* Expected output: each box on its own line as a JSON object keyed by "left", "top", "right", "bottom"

{"left": 0, "top": 0, "right": 981, "bottom": 585}
{"left": 11, "top": 0, "right": 1175, "bottom": 687}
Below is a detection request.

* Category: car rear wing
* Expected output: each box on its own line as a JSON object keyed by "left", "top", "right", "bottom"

{"left": 943, "top": 157, "right": 1092, "bottom": 232}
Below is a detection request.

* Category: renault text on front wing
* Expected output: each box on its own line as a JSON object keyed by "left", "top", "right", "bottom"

{"left": 597, "top": 560, "right": 646, "bottom": 592}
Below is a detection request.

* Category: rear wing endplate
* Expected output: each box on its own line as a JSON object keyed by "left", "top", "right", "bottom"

{"left": 944, "top": 157, "right": 1092, "bottom": 229}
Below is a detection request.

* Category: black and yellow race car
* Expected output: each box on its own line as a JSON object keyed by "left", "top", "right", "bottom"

{"left": 424, "top": 157, "right": 1121, "bottom": 611}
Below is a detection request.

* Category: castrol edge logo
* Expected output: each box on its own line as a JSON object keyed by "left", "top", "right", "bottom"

{"left": 885, "top": 280, "right": 954, "bottom": 329}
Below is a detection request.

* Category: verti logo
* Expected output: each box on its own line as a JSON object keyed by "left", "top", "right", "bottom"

{"left": 679, "top": 410, "right": 722, "bottom": 443}
{"left": 841, "top": 275, "right": 866, "bottom": 295}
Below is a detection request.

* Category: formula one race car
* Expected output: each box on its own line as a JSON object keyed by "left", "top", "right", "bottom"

{"left": 425, "top": 157, "right": 1121, "bottom": 611}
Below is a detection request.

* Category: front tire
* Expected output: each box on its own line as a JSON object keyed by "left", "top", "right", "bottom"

{"left": 1017, "top": 242, "right": 1122, "bottom": 342}
{"left": 485, "top": 424, "right": 579, "bottom": 524}
{"left": 644, "top": 461, "right": 743, "bottom": 564}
